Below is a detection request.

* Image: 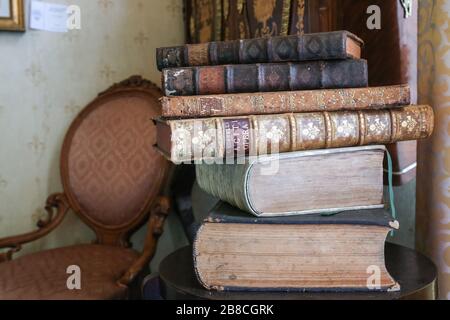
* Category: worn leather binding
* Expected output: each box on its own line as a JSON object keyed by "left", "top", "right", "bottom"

{"left": 193, "top": 202, "right": 399, "bottom": 292}
{"left": 156, "top": 31, "right": 362, "bottom": 70}
{"left": 161, "top": 85, "right": 410, "bottom": 118}
{"left": 162, "top": 59, "right": 368, "bottom": 97}
{"left": 204, "top": 201, "right": 395, "bottom": 228}
{"left": 155, "top": 105, "right": 434, "bottom": 163}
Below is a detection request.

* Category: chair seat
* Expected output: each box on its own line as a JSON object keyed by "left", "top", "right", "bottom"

{"left": 0, "top": 244, "right": 139, "bottom": 300}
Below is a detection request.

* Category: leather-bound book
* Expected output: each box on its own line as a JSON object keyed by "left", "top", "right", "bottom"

{"left": 193, "top": 202, "right": 400, "bottom": 292}
{"left": 196, "top": 146, "right": 386, "bottom": 217}
{"left": 156, "top": 31, "right": 362, "bottom": 70}
{"left": 162, "top": 60, "right": 368, "bottom": 97}
{"left": 161, "top": 85, "right": 410, "bottom": 118}
{"left": 155, "top": 105, "right": 434, "bottom": 163}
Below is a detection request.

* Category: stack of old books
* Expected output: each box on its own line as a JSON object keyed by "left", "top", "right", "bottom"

{"left": 155, "top": 31, "right": 434, "bottom": 293}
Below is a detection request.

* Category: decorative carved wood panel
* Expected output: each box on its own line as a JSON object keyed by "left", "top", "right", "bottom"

{"left": 184, "top": 0, "right": 338, "bottom": 43}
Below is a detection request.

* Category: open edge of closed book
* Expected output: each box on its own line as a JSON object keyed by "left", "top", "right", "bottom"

{"left": 193, "top": 203, "right": 400, "bottom": 293}
{"left": 196, "top": 146, "right": 386, "bottom": 217}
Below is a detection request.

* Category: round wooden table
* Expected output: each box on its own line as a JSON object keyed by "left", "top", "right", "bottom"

{"left": 159, "top": 243, "right": 437, "bottom": 300}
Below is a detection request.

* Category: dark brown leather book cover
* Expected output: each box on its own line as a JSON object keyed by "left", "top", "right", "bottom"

{"left": 204, "top": 201, "right": 394, "bottom": 227}
{"left": 161, "top": 85, "right": 411, "bottom": 118}
{"left": 162, "top": 59, "right": 368, "bottom": 97}
{"left": 156, "top": 31, "right": 362, "bottom": 70}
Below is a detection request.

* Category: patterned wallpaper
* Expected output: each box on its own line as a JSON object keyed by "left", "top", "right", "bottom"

{"left": 0, "top": 0, "right": 187, "bottom": 271}
{"left": 417, "top": 0, "right": 450, "bottom": 299}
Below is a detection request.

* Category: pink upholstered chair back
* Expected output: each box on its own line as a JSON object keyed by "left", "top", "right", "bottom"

{"left": 60, "top": 77, "right": 168, "bottom": 246}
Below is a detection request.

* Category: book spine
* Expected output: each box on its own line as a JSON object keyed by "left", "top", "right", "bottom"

{"left": 156, "top": 45, "right": 187, "bottom": 72}
{"left": 196, "top": 164, "right": 251, "bottom": 214}
{"left": 161, "top": 85, "right": 411, "bottom": 118}
{"left": 162, "top": 60, "right": 369, "bottom": 97}
{"left": 156, "top": 31, "right": 359, "bottom": 70}
{"left": 167, "top": 105, "right": 434, "bottom": 163}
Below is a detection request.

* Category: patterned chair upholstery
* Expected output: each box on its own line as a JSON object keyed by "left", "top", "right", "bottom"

{"left": 0, "top": 76, "right": 170, "bottom": 300}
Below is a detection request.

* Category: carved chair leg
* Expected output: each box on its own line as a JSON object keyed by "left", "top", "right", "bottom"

{"left": 117, "top": 196, "right": 170, "bottom": 288}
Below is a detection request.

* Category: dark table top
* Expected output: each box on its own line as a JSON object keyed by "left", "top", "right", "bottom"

{"left": 159, "top": 243, "right": 437, "bottom": 300}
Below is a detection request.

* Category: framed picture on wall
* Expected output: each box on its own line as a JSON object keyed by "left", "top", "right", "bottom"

{"left": 0, "top": 0, "right": 25, "bottom": 31}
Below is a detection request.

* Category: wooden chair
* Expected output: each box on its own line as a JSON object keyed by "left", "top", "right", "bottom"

{"left": 0, "top": 76, "right": 170, "bottom": 300}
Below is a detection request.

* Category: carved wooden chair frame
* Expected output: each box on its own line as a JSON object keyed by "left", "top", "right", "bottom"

{"left": 0, "top": 76, "right": 170, "bottom": 290}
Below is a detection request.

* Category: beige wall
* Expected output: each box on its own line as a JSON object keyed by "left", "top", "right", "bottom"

{"left": 0, "top": 0, "right": 188, "bottom": 271}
